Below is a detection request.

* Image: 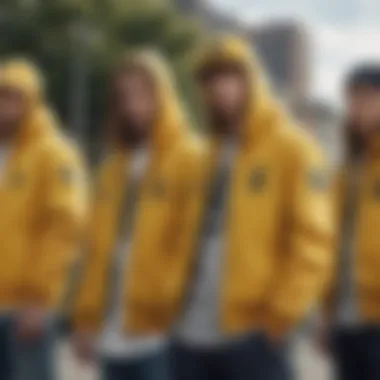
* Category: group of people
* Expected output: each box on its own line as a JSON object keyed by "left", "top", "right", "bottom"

{"left": 0, "top": 35, "right": 379, "bottom": 380}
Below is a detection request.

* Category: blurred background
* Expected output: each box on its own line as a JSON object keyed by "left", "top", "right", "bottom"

{"left": 3, "top": 0, "right": 372, "bottom": 165}
{"left": 2, "top": 0, "right": 378, "bottom": 378}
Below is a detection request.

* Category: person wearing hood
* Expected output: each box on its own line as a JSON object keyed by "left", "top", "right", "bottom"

{"left": 127, "top": 37, "right": 332, "bottom": 380}
{"left": 72, "top": 50, "right": 199, "bottom": 380}
{"left": 317, "top": 64, "right": 380, "bottom": 380}
{"left": 0, "top": 59, "right": 87, "bottom": 380}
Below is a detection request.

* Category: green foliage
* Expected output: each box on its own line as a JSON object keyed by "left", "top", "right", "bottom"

{"left": 0, "top": 0, "right": 205, "bottom": 152}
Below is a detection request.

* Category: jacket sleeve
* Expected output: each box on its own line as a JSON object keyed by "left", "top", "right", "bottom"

{"left": 18, "top": 142, "right": 88, "bottom": 309}
{"left": 266, "top": 134, "right": 336, "bottom": 338}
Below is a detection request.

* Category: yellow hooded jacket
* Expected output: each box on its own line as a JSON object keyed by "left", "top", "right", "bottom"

{"left": 120, "top": 38, "right": 335, "bottom": 338}
{"left": 74, "top": 50, "right": 200, "bottom": 331}
{"left": 0, "top": 59, "right": 88, "bottom": 309}
{"left": 324, "top": 149, "right": 380, "bottom": 323}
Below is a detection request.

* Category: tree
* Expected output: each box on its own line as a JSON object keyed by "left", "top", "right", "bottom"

{"left": 0, "top": 0, "right": 206, "bottom": 158}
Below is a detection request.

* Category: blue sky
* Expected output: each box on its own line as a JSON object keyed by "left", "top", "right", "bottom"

{"left": 209, "top": 0, "right": 380, "bottom": 104}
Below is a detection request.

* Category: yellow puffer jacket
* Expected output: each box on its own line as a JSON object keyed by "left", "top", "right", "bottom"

{"left": 73, "top": 50, "right": 201, "bottom": 331}
{"left": 124, "top": 37, "right": 335, "bottom": 338}
{"left": 0, "top": 59, "right": 88, "bottom": 309}
{"left": 326, "top": 155, "right": 380, "bottom": 323}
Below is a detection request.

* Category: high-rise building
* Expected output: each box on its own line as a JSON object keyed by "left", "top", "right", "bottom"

{"left": 248, "top": 22, "right": 310, "bottom": 105}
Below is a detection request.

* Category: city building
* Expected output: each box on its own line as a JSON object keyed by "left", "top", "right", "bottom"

{"left": 248, "top": 22, "right": 310, "bottom": 106}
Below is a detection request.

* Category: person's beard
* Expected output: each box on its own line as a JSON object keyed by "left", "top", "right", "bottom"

{"left": 345, "top": 122, "right": 368, "bottom": 161}
{"left": 0, "top": 120, "right": 20, "bottom": 142}
{"left": 346, "top": 120, "right": 380, "bottom": 161}
{"left": 207, "top": 105, "right": 244, "bottom": 137}
{"left": 114, "top": 116, "right": 150, "bottom": 148}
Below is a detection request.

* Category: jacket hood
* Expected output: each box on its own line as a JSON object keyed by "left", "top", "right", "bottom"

{"left": 0, "top": 59, "right": 59, "bottom": 145}
{"left": 110, "top": 49, "right": 190, "bottom": 153}
{"left": 194, "top": 36, "right": 289, "bottom": 147}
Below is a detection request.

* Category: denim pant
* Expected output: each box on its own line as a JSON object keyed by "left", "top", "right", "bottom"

{"left": 101, "top": 349, "right": 171, "bottom": 380}
{"left": 332, "top": 326, "right": 380, "bottom": 380}
{"left": 0, "top": 315, "right": 57, "bottom": 380}
{"left": 171, "top": 334, "right": 293, "bottom": 380}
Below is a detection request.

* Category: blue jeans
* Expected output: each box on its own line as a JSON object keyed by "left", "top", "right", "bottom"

{"left": 0, "top": 315, "right": 57, "bottom": 380}
{"left": 332, "top": 326, "right": 380, "bottom": 380}
{"left": 171, "top": 334, "right": 293, "bottom": 380}
{"left": 101, "top": 349, "right": 171, "bottom": 380}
